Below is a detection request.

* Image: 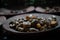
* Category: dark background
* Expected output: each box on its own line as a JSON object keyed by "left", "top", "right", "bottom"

{"left": 0, "top": 0, "right": 60, "bottom": 8}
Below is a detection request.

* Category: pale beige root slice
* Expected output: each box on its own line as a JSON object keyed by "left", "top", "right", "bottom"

{"left": 36, "top": 23, "right": 42, "bottom": 28}
{"left": 50, "top": 21, "right": 58, "bottom": 27}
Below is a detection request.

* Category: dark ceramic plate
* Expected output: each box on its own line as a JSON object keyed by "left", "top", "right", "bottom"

{"left": 35, "top": 7, "right": 60, "bottom": 13}
{"left": 0, "top": 16, "right": 6, "bottom": 25}
{"left": 0, "top": 6, "right": 35, "bottom": 15}
{"left": 3, "top": 13, "right": 60, "bottom": 34}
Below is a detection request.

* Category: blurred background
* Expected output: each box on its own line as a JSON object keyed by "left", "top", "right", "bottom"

{"left": 0, "top": 0, "right": 60, "bottom": 9}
